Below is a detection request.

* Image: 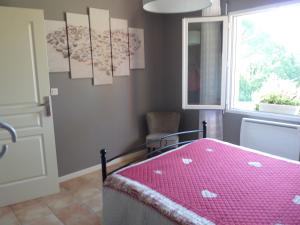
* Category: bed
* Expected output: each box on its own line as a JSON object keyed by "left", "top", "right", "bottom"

{"left": 101, "top": 123, "right": 300, "bottom": 225}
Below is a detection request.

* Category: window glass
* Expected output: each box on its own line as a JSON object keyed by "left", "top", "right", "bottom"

{"left": 230, "top": 4, "right": 300, "bottom": 116}
{"left": 182, "top": 17, "right": 227, "bottom": 110}
{"left": 188, "top": 22, "right": 223, "bottom": 105}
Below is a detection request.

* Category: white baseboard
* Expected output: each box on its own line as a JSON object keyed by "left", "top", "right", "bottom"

{"left": 58, "top": 149, "right": 147, "bottom": 183}
{"left": 58, "top": 164, "right": 101, "bottom": 183}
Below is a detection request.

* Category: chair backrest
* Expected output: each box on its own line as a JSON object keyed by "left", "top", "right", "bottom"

{"left": 146, "top": 112, "right": 180, "bottom": 134}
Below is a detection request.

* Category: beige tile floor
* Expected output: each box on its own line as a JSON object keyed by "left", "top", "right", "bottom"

{"left": 0, "top": 171, "right": 102, "bottom": 225}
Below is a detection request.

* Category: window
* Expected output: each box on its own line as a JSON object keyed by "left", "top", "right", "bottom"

{"left": 182, "top": 17, "right": 228, "bottom": 110}
{"left": 228, "top": 3, "right": 300, "bottom": 117}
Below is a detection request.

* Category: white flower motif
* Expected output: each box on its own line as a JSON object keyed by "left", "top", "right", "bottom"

{"left": 182, "top": 158, "right": 192, "bottom": 165}
{"left": 153, "top": 170, "right": 162, "bottom": 175}
{"left": 293, "top": 195, "right": 300, "bottom": 205}
{"left": 206, "top": 148, "right": 214, "bottom": 152}
{"left": 248, "top": 161, "right": 263, "bottom": 168}
{"left": 201, "top": 190, "right": 218, "bottom": 199}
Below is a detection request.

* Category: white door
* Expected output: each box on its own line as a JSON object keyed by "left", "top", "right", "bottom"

{"left": 0, "top": 6, "right": 59, "bottom": 207}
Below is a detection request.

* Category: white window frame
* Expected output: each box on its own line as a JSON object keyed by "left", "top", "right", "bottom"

{"left": 182, "top": 16, "right": 228, "bottom": 110}
{"left": 226, "top": 2, "right": 300, "bottom": 123}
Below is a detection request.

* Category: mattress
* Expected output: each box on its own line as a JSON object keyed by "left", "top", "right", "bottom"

{"left": 103, "top": 138, "right": 300, "bottom": 225}
{"left": 103, "top": 187, "right": 176, "bottom": 225}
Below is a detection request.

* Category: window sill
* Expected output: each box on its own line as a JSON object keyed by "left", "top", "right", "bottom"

{"left": 226, "top": 108, "right": 300, "bottom": 123}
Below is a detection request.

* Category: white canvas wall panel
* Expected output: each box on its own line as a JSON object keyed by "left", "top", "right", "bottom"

{"left": 45, "top": 20, "right": 70, "bottom": 73}
{"left": 66, "top": 13, "right": 93, "bottom": 79}
{"left": 111, "top": 18, "right": 130, "bottom": 76}
{"left": 129, "top": 28, "right": 145, "bottom": 69}
{"left": 89, "top": 8, "right": 113, "bottom": 85}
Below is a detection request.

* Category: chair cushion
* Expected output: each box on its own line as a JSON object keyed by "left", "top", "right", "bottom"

{"left": 146, "top": 133, "right": 179, "bottom": 149}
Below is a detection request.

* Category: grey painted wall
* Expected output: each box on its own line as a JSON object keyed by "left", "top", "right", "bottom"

{"left": 0, "top": 0, "right": 166, "bottom": 176}
{"left": 1, "top": 0, "right": 297, "bottom": 176}
{"left": 162, "top": 0, "right": 299, "bottom": 145}
{"left": 163, "top": 12, "right": 202, "bottom": 135}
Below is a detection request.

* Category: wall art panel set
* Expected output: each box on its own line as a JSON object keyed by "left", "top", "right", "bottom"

{"left": 45, "top": 7, "right": 145, "bottom": 86}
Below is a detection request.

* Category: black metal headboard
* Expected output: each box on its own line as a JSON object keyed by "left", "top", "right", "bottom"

{"left": 100, "top": 121, "right": 207, "bottom": 182}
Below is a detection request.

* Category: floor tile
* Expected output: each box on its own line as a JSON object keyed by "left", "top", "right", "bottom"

{"left": 11, "top": 199, "right": 53, "bottom": 223}
{"left": 0, "top": 207, "right": 20, "bottom": 225}
{"left": 94, "top": 209, "right": 102, "bottom": 220}
{"left": 94, "top": 210, "right": 102, "bottom": 225}
{"left": 55, "top": 203, "right": 100, "bottom": 225}
{"left": 80, "top": 172, "right": 102, "bottom": 187}
{"left": 22, "top": 214, "right": 63, "bottom": 225}
{"left": 71, "top": 185, "right": 101, "bottom": 203}
{"left": 82, "top": 193, "right": 102, "bottom": 213}
{"left": 40, "top": 188, "right": 77, "bottom": 211}
{"left": 5, "top": 170, "right": 105, "bottom": 225}
{"left": 60, "top": 178, "right": 85, "bottom": 192}
{"left": 10, "top": 199, "right": 40, "bottom": 211}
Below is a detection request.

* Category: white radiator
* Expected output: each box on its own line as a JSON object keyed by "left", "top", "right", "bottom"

{"left": 240, "top": 118, "right": 300, "bottom": 161}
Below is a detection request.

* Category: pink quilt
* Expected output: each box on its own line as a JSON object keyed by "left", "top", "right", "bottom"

{"left": 105, "top": 139, "right": 300, "bottom": 225}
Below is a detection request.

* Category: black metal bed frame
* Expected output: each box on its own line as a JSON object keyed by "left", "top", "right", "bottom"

{"left": 100, "top": 121, "right": 207, "bottom": 182}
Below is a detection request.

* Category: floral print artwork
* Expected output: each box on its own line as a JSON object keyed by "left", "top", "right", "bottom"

{"left": 46, "top": 12, "right": 145, "bottom": 80}
{"left": 111, "top": 18, "right": 130, "bottom": 76}
{"left": 129, "top": 28, "right": 145, "bottom": 69}
{"left": 89, "top": 8, "right": 113, "bottom": 85}
{"left": 45, "top": 20, "right": 70, "bottom": 73}
{"left": 66, "top": 13, "right": 93, "bottom": 79}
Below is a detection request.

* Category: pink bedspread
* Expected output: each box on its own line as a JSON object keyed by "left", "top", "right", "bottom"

{"left": 105, "top": 139, "right": 300, "bottom": 225}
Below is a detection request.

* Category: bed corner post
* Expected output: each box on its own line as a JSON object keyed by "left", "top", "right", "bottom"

{"left": 202, "top": 121, "right": 207, "bottom": 138}
{"left": 100, "top": 149, "right": 107, "bottom": 182}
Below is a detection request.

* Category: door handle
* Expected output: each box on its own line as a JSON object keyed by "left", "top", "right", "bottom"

{"left": 0, "top": 122, "right": 17, "bottom": 142}
{"left": 39, "top": 96, "right": 52, "bottom": 117}
{"left": 0, "top": 144, "right": 8, "bottom": 159}
{"left": 0, "top": 122, "right": 17, "bottom": 159}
